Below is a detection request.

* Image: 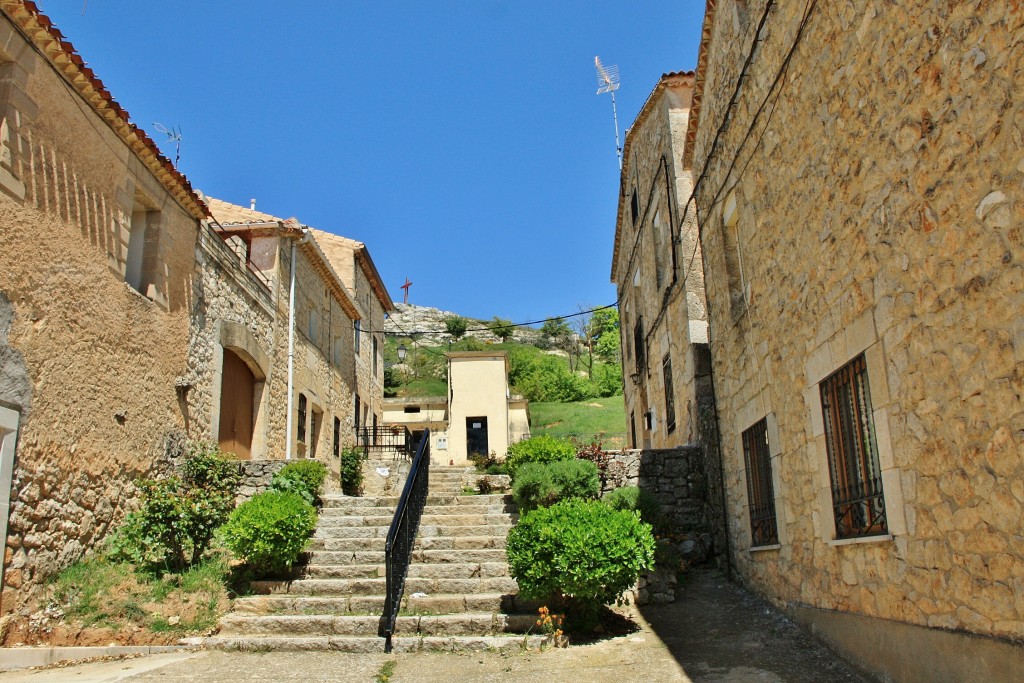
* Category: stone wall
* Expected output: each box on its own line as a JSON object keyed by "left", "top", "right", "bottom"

{"left": 690, "top": 0, "right": 1024, "bottom": 643}
{"left": 236, "top": 460, "right": 288, "bottom": 501}
{"left": 0, "top": 13, "right": 201, "bottom": 612}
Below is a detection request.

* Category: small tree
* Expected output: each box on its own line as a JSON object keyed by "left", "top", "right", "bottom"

{"left": 444, "top": 315, "right": 469, "bottom": 340}
{"left": 489, "top": 317, "right": 516, "bottom": 342}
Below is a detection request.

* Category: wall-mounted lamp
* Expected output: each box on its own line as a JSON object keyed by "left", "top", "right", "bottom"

{"left": 629, "top": 371, "right": 642, "bottom": 386}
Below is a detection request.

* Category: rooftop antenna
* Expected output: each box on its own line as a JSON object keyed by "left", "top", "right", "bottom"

{"left": 594, "top": 56, "right": 623, "bottom": 169}
{"left": 153, "top": 122, "right": 182, "bottom": 166}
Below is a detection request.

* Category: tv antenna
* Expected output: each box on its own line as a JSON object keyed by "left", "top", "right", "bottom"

{"left": 594, "top": 56, "right": 622, "bottom": 169}
{"left": 153, "top": 123, "right": 182, "bottom": 166}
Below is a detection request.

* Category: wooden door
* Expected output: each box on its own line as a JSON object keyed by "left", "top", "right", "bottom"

{"left": 219, "top": 349, "right": 254, "bottom": 459}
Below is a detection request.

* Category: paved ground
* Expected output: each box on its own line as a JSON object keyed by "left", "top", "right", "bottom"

{"left": 0, "top": 569, "right": 872, "bottom": 683}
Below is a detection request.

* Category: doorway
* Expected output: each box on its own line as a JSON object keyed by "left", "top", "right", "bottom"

{"left": 219, "top": 348, "right": 255, "bottom": 459}
{"left": 466, "top": 416, "right": 488, "bottom": 459}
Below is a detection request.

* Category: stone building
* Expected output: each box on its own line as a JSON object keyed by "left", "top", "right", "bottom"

{"left": 684, "top": 0, "right": 1024, "bottom": 678}
{"left": 310, "top": 229, "right": 394, "bottom": 440}
{"left": 191, "top": 198, "right": 373, "bottom": 478}
{"left": 381, "top": 351, "right": 531, "bottom": 465}
{"left": 0, "top": 1, "right": 206, "bottom": 611}
{"left": 610, "top": 71, "right": 711, "bottom": 451}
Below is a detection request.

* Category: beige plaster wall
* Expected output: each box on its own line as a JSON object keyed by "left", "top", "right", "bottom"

{"left": 447, "top": 353, "right": 510, "bottom": 465}
{"left": 0, "top": 15, "right": 198, "bottom": 611}
{"left": 692, "top": 0, "right": 1024, "bottom": 641}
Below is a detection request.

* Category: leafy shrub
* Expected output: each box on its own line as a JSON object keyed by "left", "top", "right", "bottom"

{"left": 507, "top": 499, "right": 655, "bottom": 630}
{"left": 512, "top": 460, "right": 600, "bottom": 512}
{"left": 443, "top": 315, "right": 469, "bottom": 340}
{"left": 548, "top": 459, "right": 600, "bottom": 501}
{"left": 340, "top": 447, "right": 365, "bottom": 496}
{"left": 271, "top": 460, "right": 327, "bottom": 504}
{"left": 469, "top": 450, "right": 501, "bottom": 473}
{"left": 603, "top": 486, "right": 662, "bottom": 528}
{"left": 124, "top": 442, "right": 240, "bottom": 571}
{"left": 220, "top": 491, "right": 317, "bottom": 576}
{"left": 505, "top": 435, "right": 577, "bottom": 480}
{"left": 511, "top": 463, "right": 557, "bottom": 511}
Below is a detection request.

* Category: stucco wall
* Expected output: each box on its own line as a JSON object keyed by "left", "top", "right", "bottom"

{"left": 0, "top": 15, "right": 198, "bottom": 611}
{"left": 692, "top": 0, "right": 1024, "bottom": 640}
{"left": 448, "top": 354, "right": 510, "bottom": 464}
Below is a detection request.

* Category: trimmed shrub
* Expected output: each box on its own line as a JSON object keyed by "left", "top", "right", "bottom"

{"left": 512, "top": 459, "right": 600, "bottom": 512}
{"left": 220, "top": 491, "right": 317, "bottom": 576}
{"left": 505, "top": 435, "right": 577, "bottom": 480}
{"left": 602, "top": 486, "right": 662, "bottom": 528}
{"left": 507, "top": 499, "right": 655, "bottom": 629}
{"left": 271, "top": 459, "right": 327, "bottom": 504}
{"left": 340, "top": 447, "right": 365, "bottom": 496}
{"left": 121, "top": 441, "right": 240, "bottom": 571}
{"left": 511, "top": 462, "right": 557, "bottom": 512}
{"left": 548, "top": 459, "right": 600, "bottom": 502}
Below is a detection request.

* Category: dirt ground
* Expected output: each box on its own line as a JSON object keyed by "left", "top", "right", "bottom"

{"left": 0, "top": 568, "right": 873, "bottom": 682}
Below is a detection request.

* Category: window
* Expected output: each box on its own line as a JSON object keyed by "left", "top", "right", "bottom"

{"left": 633, "top": 316, "right": 645, "bottom": 376}
{"left": 404, "top": 406, "right": 421, "bottom": 414}
{"left": 125, "top": 197, "right": 160, "bottom": 298}
{"left": 333, "top": 416, "right": 341, "bottom": 458}
{"left": 373, "top": 336, "right": 379, "bottom": 376}
{"left": 354, "top": 395, "right": 361, "bottom": 430}
{"left": 630, "top": 188, "right": 639, "bottom": 224}
{"left": 742, "top": 418, "right": 778, "bottom": 546}
{"left": 354, "top": 320, "right": 361, "bottom": 354}
{"left": 307, "top": 309, "right": 318, "bottom": 343}
{"left": 297, "top": 393, "right": 307, "bottom": 443}
{"left": 663, "top": 354, "right": 676, "bottom": 433}
{"left": 629, "top": 411, "right": 637, "bottom": 448}
{"left": 820, "top": 354, "right": 887, "bottom": 538}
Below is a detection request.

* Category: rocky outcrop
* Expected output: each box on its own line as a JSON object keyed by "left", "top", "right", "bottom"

{"left": 384, "top": 304, "right": 544, "bottom": 347}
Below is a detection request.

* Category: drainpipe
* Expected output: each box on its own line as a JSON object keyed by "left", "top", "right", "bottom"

{"left": 285, "top": 229, "right": 312, "bottom": 460}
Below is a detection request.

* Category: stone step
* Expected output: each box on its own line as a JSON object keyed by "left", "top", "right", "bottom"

{"left": 321, "top": 494, "right": 511, "bottom": 509}
{"left": 314, "top": 524, "right": 512, "bottom": 541}
{"left": 307, "top": 548, "right": 507, "bottom": 566}
{"left": 319, "top": 503, "right": 515, "bottom": 518}
{"left": 303, "top": 562, "right": 510, "bottom": 580}
{"left": 287, "top": 576, "right": 518, "bottom": 597}
{"left": 315, "top": 513, "right": 514, "bottom": 530}
{"left": 198, "top": 634, "right": 547, "bottom": 654}
{"left": 312, "top": 535, "right": 507, "bottom": 552}
{"left": 232, "top": 592, "right": 536, "bottom": 617}
{"left": 217, "top": 612, "right": 538, "bottom": 638}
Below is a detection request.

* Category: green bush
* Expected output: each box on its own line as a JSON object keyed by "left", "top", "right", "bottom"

{"left": 512, "top": 460, "right": 600, "bottom": 512}
{"left": 511, "top": 462, "right": 557, "bottom": 511}
{"left": 603, "top": 486, "right": 662, "bottom": 528}
{"left": 507, "top": 499, "right": 655, "bottom": 630}
{"left": 220, "top": 491, "right": 317, "bottom": 576}
{"left": 505, "top": 434, "right": 577, "bottom": 480}
{"left": 271, "top": 460, "right": 327, "bottom": 504}
{"left": 340, "top": 447, "right": 365, "bottom": 496}
{"left": 122, "top": 442, "right": 240, "bottom": 571}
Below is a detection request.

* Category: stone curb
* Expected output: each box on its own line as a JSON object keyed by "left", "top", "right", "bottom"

{"left": 0, "top": 645, "right": 192, "bottom": 671}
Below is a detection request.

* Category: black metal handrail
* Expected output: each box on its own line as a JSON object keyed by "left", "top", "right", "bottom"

{"left": 356, "top": 425, "right": 413, "bottom": 458}
{"left": 379, "top": 429, "right": 430, "bottom": 652}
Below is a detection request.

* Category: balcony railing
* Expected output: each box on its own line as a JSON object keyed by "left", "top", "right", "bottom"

{"left": 356, "top": 425, "right": 414, "bottom": 459}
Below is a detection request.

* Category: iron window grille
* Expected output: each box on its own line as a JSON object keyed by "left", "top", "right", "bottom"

{"left": 297, "top": 393, "right": 307, "bottom": 443}
{"left": 820, "top": 354, "right": 887, "bottom": 538}
{"left": 742, "top": 418, "right": 778, "bottom": 546}
{"left": 663, "top": 354, "right": 676, "bottom": 433}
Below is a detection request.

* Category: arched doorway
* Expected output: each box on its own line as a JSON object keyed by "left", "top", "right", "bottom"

{"left": 219, "top": 348, "right": 255, "bottom": 459}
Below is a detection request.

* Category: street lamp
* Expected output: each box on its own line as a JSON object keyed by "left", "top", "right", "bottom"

{"left": 397, "top": 344, "right": 408, "bottom": 362}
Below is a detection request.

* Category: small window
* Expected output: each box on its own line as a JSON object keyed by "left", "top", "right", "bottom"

{"left": 307, "top": 309, "right": 318, "bottom": 343}
{"left": 663, "top": 354, "right": 676, "bottom": 433}
{"left": 297, "top": 393, "right": 307, "bottom": 443}
{"left": 643, "top": 410, "right": 653, "bottom": 431}
{"left": 630, "top": 188, "right": 639, "bottom": 224}
{"left": 125, "top": 196, "right": 160, "bottom": 299}
{"left": 742, "top": 418, "right": 778, "bottom": 546}
{"left": 629, "top": 411, "right": 637, "bottom": 448}
{"left": 633, "top": 316, "right": 645, "bottom": 375}
{"left": 354, "top": 320, "right": 361, "bottom": 354}
{"left": 333, "top": 416, "right": 341, "bottom": 458}
{"left": 820, "top": 354, "right": 887, "bottom": 539}
{"left": 403, "top": 406, "right": 421, "bottom": 414}
{"left": 373, "top": 336, "right": 379, "bottom": 376}
{"left": 354, "top": 394, "right": 361, "bottom": 429}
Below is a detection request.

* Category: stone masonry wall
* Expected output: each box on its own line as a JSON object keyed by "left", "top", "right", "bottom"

{"left": 692, "top": 0, "right": 1024, "bottom": 640}
{"left": 0, "top": 14, "right": 198, "bottom": 612}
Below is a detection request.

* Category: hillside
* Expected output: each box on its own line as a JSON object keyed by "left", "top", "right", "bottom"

{"left": 383, "top": 303, "right": 544, "bottom": 347}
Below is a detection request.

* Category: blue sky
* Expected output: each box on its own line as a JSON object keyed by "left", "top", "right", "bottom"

{"left": 44, "top": 1, "right": 705, "bottom": 325}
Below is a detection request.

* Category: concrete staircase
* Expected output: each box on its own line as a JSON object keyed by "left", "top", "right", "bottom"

{"left": 202, "top": 467, "right": 545, "bottom": 652}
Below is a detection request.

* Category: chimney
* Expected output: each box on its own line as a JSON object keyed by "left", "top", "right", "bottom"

{"left": 250, "top": 198, "right": 257, "bottom": 211}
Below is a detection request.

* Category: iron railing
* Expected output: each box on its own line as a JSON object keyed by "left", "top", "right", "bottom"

{"left": 379, "top": 429, "right": 430, "bottom": 652}
{"left": 356, "top": 425, "right": 414, "bottom": 458}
